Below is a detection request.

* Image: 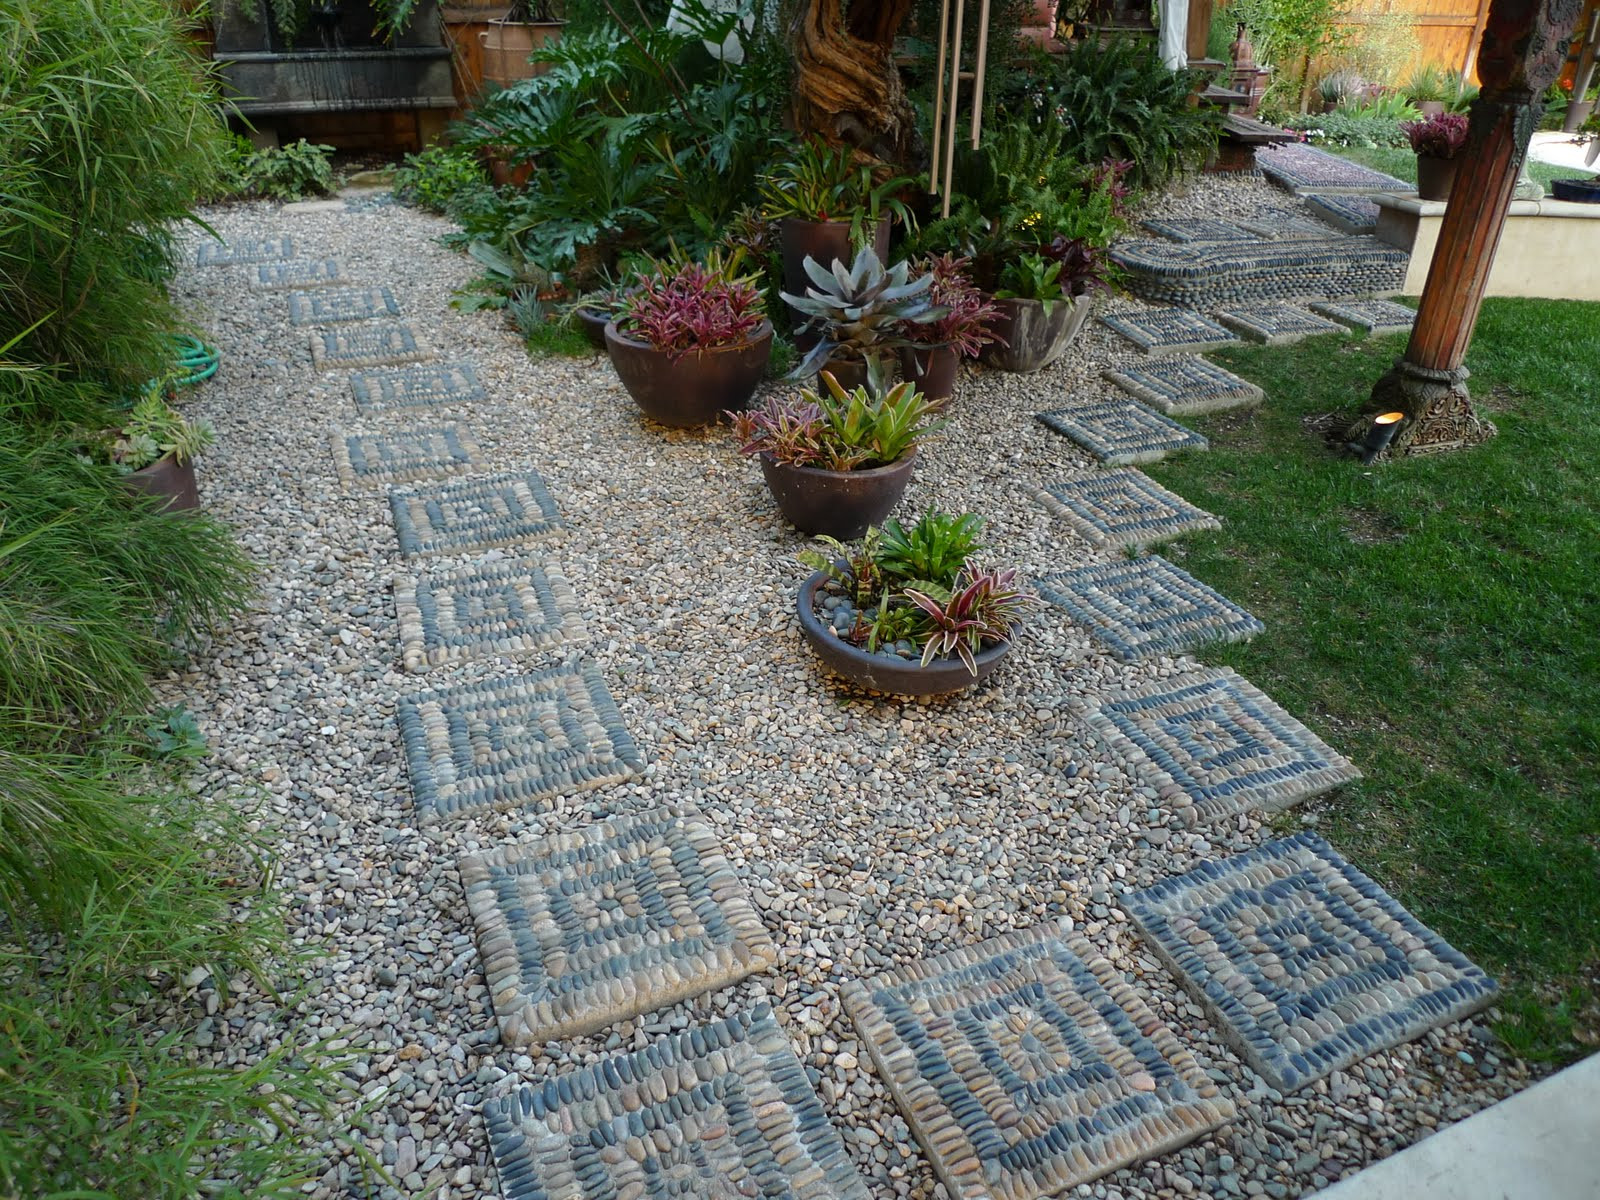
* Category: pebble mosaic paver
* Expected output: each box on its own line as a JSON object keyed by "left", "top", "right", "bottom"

{"left": 1099, "top": 309, "right": 1241, "bottom": 356}
{"left": 1304, "top": 193, "right": 1381, "bottom": 234}
{"left": 483, "top": 1007, "right": 872, "bottom": 1200}
{"left": 251, "top": 259, "right": 345, "bottom": 290}
{"left": 1035, "top": 469, "right": 1222, "bottom": 550}
{"left": 196, "top": 235, "right": 294, "bottom": 266}
{"left": 394, "top": 558, "right": 588, "bottom": 672}
{"left": 1214, "top": 303, "right": 1346, "bottom": 346}
{"left": 1140, "top": 217, "right": 1258, "bottom": 243}
{"left": 1036, "top": 399, "right": 1208, "bottom": 465}
{"left": 1104, "top": 357, "right": 1265, "bottom": 416}
{"left": 350, "top": 362, "right": 487, "bottom": 413}
{"left": 1256, "top": 144, "right": 1412, "bottom": 194}
{"left": 1035, "top": 555, "right": 1263, "bottom": 662}
{"left": 460, "top": 809, "right": 778, "bottom": 1046}
{"left": 331, "top": 425, "right": 481, "bottom": 489}
{"left": 288, "top": 285, "right": 402, "bottom": 326}
{"left": 1309, "top": 298, "right": 1417, "bottom": 335}
{"left": 1127, "top": 833, "right": 1500, "bottom": 1091}
{"left": 389, "top": 470, "right": 564, "bottom": 558}
{"left": 1083, "top": 667, "right": 1361, "bottom": 827}
{"left": 1236, "top": 210, "right": 1340, "bottom": 241}
{"left": 397, "top": 662, "right": 643, "bottom": 818}
{"left": 842, "top": 919, "right": 1236, "bottom": 1199}
{"left": 1110, "top": 238, "right": 1408, "bottom": 309}
{"left": 311, "top": 322, "right": 429, "bottom": 370}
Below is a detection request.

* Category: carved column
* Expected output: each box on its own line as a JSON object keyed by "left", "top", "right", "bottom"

{"left": 1360, "top": 0, "right": 1583, "bottom": 456}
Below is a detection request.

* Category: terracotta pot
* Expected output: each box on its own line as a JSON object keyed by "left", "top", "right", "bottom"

{"left": 485, "top": 148, "right": 533, "bottom": 189}
{"left": 574, "top": 305, "right": 611, "bottom": 349}
{"left": 1417, "top": 100, "right": 1447, "bottom": 117}
{"left": 119, "top": 453, "right": 200, "bottom": 512}
{"left": 1322, "top": 100, "right": 1339, "bottom": 113}
{"left": 778, "top": 216, "right": 892, "bottom": 306}
{"left": 605, "top": 321, "right": 772, "bottom": 427}
{"left": 1562, "top": 99, "right": 1595, "bottom": 134}
{"left": 796, "top": 569, "right": 1012, "bottom": 696}
{"left": 816, "top": 355, "right": 872, "bottom": 392}
{"left": 1416, "top": 153, "right": 1459, "bottom": 202}
{"left": 898, "top": 342, "right": 960, "bottom": 405}
{"left": 480, "top": 19, "right": 565, "bottom": 88}
{"left": 758, "top": 451, "right": 915, "bottom": 540}
{"left": 979, "top": 293, "right": 1094, "bottom": 373}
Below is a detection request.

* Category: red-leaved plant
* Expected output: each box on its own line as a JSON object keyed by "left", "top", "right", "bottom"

{"left": 904, "top": 564, "right": 1037, "bottom": 673}
{"left": 616, "top": 262, "right": 766, "bottom": 362}
{"left": 902, "top": 254, "right": 1005, "bottom": 358}
{"left": 1402, "top": 112, "right": 1470, "bottom": 159}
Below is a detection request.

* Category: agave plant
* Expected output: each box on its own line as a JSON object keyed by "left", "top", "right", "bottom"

{"left": 781, "top": 247, "right": 945, "bottom": 378}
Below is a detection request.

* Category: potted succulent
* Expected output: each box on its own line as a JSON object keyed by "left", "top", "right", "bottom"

{"left": 606, "top": 257, "right": 772, "bottom": 427}
{"left": 897, "top": 254, "right": 1003, "bottom": 406}
{"left": 98, "top": 390, "right": 215, "bottom": 512}
{"left": 795, "top": 511, "right": 1038, "bottom": 696}
{"left": 730, "top": 366, "right": 942, "bottom": 539}
{"left": 1402, "top": 112, "right": 1470, "bottom": 201}
{"left": 781, "top": 248, "right": 944, "bottom": 389}
{"left": 481, "top": 0, "right": 566, "bottom": 90}
{"left": 983, "top": 236, "right": 1110, "bottom": 373}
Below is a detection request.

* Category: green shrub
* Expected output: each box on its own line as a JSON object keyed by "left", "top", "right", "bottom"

{"left": 221, "top": 136, "right": 338, "bottom": 201}
{"left": 394, "top": 143, "right": 492, "bottom": 215}
{"left": 1279, "top": 112, "right": 1410, "bottom": 147}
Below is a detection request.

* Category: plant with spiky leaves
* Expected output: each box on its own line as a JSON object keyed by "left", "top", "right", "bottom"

{"left": 730, "top": 368, "right": 942, "bottom": 470}
{"left": 905, "top": 565, "right": 1038, "bottom": 672}
{"left": 780, "top": 247, "right": 945, "bottom": 377}
{"left": 615, "top": 260, "right": 767, "bottom": 362}
{"left": 901, "top": 255, "right": 1004, "bottom": 358}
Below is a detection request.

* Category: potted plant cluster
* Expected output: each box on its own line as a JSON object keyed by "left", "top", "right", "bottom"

{"left": 730, "top": 365, "right": 942, "bottom": 538}
{"left": 898, "top": 254, "right": 1003, "bottom": 406}
{"left": 96, "top": 389, "right": 215, "bottom": 512}
{"left": 1402, "top": 112, "right": 1470, "bottom": 201}
{"left": 606, "top": 255, "right": 772, "bottom": 427}
{"left": 794, "top": 510, "right": 1038, "bottom": 696}
{"left": 780, "top": 247, "right": 944, "bottom": 389}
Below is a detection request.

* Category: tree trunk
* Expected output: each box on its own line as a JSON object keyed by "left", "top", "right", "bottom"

{"left": 790, "top": 0, "right": 924, "bottom": 168}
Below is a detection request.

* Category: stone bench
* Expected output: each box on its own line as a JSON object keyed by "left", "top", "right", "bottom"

{"left": 1110, "top": 236, "right": 1410, "bottom": 308}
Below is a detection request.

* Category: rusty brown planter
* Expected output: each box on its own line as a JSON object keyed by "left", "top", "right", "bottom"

{"left": 120, "top": 453, "right": 200, "bottom": 512}
{"left": 758, "top": 450, "right": 915, "bottom": 540}
{"left": 1416, "top": 154, "right": 1460, "bottom": 202}
{"left": 898, "top": 342, "right": 960, "bottom": 405}
{"left": 979, "top": 293, "right": 1093, "bottom": 373}
{"left": 605, "top": 321, "right": 773, "bottom": 427}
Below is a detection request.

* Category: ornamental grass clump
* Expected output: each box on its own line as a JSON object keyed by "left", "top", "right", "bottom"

{"left": 1402, "top": 112, "right": 1470, "bottom": 158}
{"left": 731, "top": 369, "right": 943, "bottom": 471}
{"left": 615, "top": 260, "right": 767, "bottom": 361}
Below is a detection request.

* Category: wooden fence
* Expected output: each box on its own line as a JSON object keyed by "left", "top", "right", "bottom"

{"left": 1334, "top": 0, "right": 1489, "bottom": 82}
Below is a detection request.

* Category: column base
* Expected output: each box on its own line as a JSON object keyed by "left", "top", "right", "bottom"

{"left": 1349, "top": 358, "right": 1498, "bottom": 459}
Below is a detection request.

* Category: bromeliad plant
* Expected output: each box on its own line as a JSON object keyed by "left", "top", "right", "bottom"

{"left": 995, "top": 235, "right": 1113, "bottom": 314}
{"left": 1402, "top": 112, "right": 1470, "bottom": 159}
{"left": 781, "top": 247, "right": 944, "bottom": 377}
{"left": 902, "top": 255, "right": 1003, "bottom": 358}
{"left": 759, "top": 139, "right": 917, "bottom": 244}
{"left": 615, "top": 256, "right": 767, "bottom": 360}
{"left": 731, "top": 368, "right": 942, "bottom": 471}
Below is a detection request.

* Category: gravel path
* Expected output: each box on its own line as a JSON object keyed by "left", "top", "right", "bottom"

{"left": 167, "top": 176, "right": 1532, "bottom": 1200}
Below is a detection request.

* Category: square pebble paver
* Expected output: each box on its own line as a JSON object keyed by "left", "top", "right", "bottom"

{"left": 842, "top": 918, "right": 1236, "bottom": 1199}
{"left": 1036, "top": 398, "right": 1208, "bottom": 465}
{"left": 1214, "top": 303, "right": 1346, "bottom": 346}
{"left": 310, "top": 322, "right": 429, "bottom": 370}
{"left": 288, "top": 285, "right": 401, "bottom": 325}
{"left": 1084, "top": 666, "right": 1361, "bottom": 827}
{"left": 195, "top": 236, "right": 293, "bottom": 266}
{"left": 350, "top": 362, "right": 487, "bottom": 413}
{"left": 250, "top": 259, "right": 344, "bottom": 290}
{"left": 1309, "top": 298, "right": 1417, "bottom": 336}
{"left": 1256, "top": 143, "right": 1411, "bottom": 194}
{"left": 331, "top": 425, "right": 481, "bottom": 489}
{"left": 1127, "top": 833, "right": 1499, "bottom": 1091}
{"left": 1304, "top": 193, "right": 1381, "bottom": 234}
{"left": 1140, "top": 216, "right": 1258, "bottom": 243}
{"left": 394, "top": 557, "right": 588, "bottom": 672}
{"left": 397, "top": 662, "right": 643, "bottom": 819}
{"left": 1036, "top": 555, "right": 1263, "bottom": 662}
{"left": 1035, "top": 468, "right": 1221, "bottom": 550}
{"left": 1104, "top": 357, "right": 1265, "bottom": 416}
{"left": 483, "top": 1007, "right": 872, "bottom": 1200}
{"left": 389, "top": 470, "right": 563, "bottom": 558}
{"left": 460, "top": 809, "right": 778, "bottom": 1046}
{"left": 1099, "top": 309, "right": 1241, "bottom": 356}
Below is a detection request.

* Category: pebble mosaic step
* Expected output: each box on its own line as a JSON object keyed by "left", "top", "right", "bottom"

{"left": 841, "top": 918, "right": 1236, "bottom": 1200}
{"left": 350, "top": 362, "right": 487, "bottom": 414}
{"left": 311, "top": 322, "right": 429, "bottom": 370}
{"left": 483, "top": 1007, "right": 872, "bottom": 1200}
{"left": 288, "top": 285, "right": 402, "bottom": 326}
{"left": 195, "top": 236, "right": 294, "bottom": 266}
{"left": 1083, "top": 666, "right": 1361, "bottom": 827}
{"left": 1126, "top": 833, "right": 1499, "bottom": 1092}
{"left": 1236, "top": 209, "right": 1340, "bottom": 241}
{"left": 1036, "top": 399, "right": 1208, "bottom": 465}
{"left": 1304, "top": 193, "right": 1381, "bottom": 235}
{"left": 1035, "top": 468, "right": 1222, "bottom": 550}
{"left": 1214, "top": 303, "right": 1346, "bottom": 346}
{"left": 397, "top": 662, "right": 643, "bottom": 818}
{"left": 250, "top": 259, "right": 345, "bottom": 290}
{"left": 1111, "top": 237, "right": 1409, "bottom": 309}
{"left": 1036, "top": 555, "right": 1263, "bottom": 662}
{"left": 1104, "top": 357, "right": 1265, "bottom": 417}
{"left": 1308, "top": 298, "right": 1417, "bottom": 336}
{"left": 331, "top": 425, "right": 481, "bottom": 490}
{"left": 1099, "top": 308, "right": 1241, "bottom": 356}
{"left": 1256, "top": 144, "right": 1412, "bottom": 195}
{"left": 394, "top": 558, "right": 588, "bottom": 672}
{"left": 460, "top": 809, "right": 778, "bottom": 1046}
{"left": 389, "top": 470, "right": 563, "bottom": 558}
{"left": 1139, "top": 217, "right": 1258, "bottom": 243}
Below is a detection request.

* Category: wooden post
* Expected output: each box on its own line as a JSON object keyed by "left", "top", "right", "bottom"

{"left": 1362, "top": 0, "right": 1585, "bottom": 456}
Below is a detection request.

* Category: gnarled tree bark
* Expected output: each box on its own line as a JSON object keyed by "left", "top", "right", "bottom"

{"left": 789, "top": 0, "right": 924, "bottom": 168}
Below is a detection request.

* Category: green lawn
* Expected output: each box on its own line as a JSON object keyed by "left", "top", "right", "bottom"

{"left": 1142, "top": 298, "right": 1600, "bottom": 1064}
{"left": 1325, "top": 144, "right": 1592, "bottom": 191}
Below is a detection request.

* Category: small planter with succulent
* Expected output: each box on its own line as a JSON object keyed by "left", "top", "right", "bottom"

{"left": 984, "top": 236, "right": 1110, "bottom": 373}
{"left": 794, "top": 510, "right": 1038, "bottom": 696}
{"left": 96, "top": 390, "right": 215, "bottom": 512}
{"left": 897, "top": 254, "right": 1003, "bottom": 405}
{"left": 781, "top": 247, "right": 944, "bottom": 389}
{"left": 731, "top": 365, "right": 942, "bottom": 539}
{"left": 1402, "top": 112, "right": 1470, "bottom": 202}
{"left": 606, "top": 255, "right": 773, "bottom": 427}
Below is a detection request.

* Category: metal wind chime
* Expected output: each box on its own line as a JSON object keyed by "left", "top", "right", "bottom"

{"left": 927, "top": 0, "right": 995, "bottom": 218}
